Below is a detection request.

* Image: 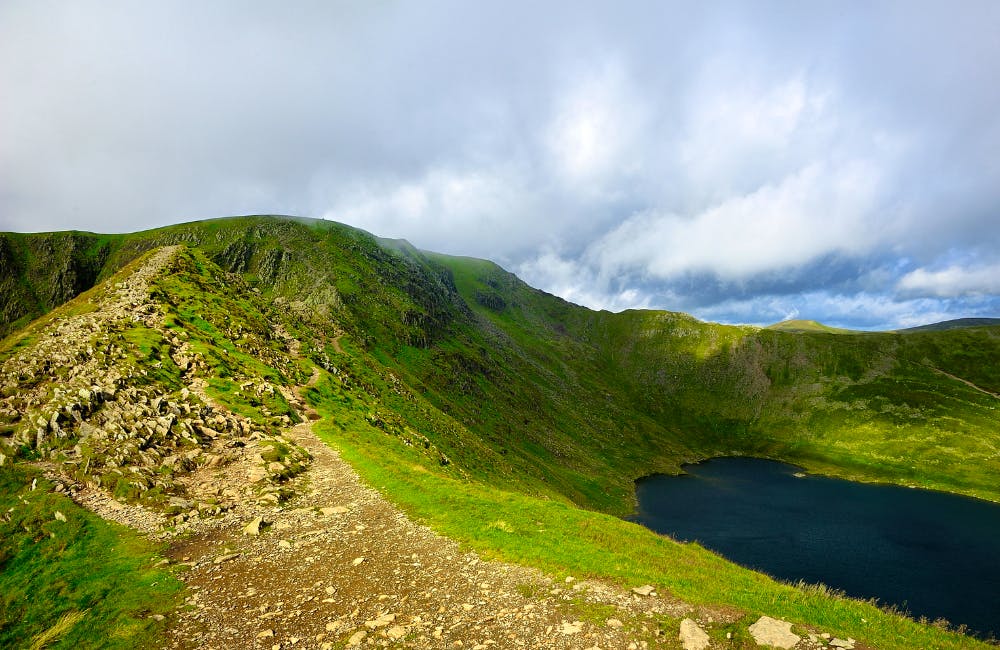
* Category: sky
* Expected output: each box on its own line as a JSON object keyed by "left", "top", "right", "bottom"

{"left": 2, "top": 1, "right": 999, "bottom": 329}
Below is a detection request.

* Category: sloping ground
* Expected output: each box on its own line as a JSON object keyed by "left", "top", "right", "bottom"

{"left": 3, "top": 216, "right": 999, "bottom": 513}
{"left": 0, "top": 246, "right": 990, "bottom": 649}
{"left": 0, "top": 247, "right": 695, "bottom": 648}
{"left": 898, "top": 317, "right": 1000, "bottom": 332}
{"left": 0, "top": 246, "right": 741, "bottom": 648}
{"left": 0, "top": 246, "right": 309, "bottom": 517}
{"left": 164, "top": 419, "right": 696, "bottom": 650}
{"left": 765, "top": 320, "right": 856, "bottom": 334}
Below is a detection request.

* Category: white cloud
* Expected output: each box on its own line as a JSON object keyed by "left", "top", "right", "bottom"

{"left": 516, "top": 249, "right": 652, "bottom": 312}
{"left": 694, "top": 291, "right": 970, "bottom": 331}
{"left": 544, "top": 58, "right": 647, "bottom": 192}
{"left": 1, "top": 2, "right": 999, "bottom": 328}
{"left": 678, "top": 73, "right": 824, "bottom": 200}
{"left": 589, "top": 160, "right": 885, "bottom": 281}
{"left": 898, "top": 263, "right": 1000, "bottom": 298}
{"left": 320, "top": 166, "right": 544, "bottom": 258}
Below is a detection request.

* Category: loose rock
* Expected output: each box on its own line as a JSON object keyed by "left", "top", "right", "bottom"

{"left": 748, "top": 615, "right": 801, "bottom": 649}
{"left": 679, "top": 618, "right": 710, "bottom": 650}
{"left": 243, "top": 516, "right": 265, "bottom": 536}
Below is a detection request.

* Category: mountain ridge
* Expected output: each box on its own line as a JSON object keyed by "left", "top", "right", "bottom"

{"left": 1, "top": 215, "right": 997, "bottom": 649}
{"left": 4, "top": 215, "right": 1000, "bottom": 509}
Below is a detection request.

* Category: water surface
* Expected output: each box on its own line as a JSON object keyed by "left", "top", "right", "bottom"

{"left": 631, "top": 457, "right": 1000, "bottom": 637}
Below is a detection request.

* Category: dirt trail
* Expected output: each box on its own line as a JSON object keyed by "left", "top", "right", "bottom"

{"left": 0, "top": 245, "right": 728, "bottom": 648}
{"left": 164, "top": 420, "right": 694, "bottom": 649}
{"left": 928, "top": 366, "right": 1000, "bottom": 400}
{"left": 159, "top": 267, "right": 699, "bottom": 648}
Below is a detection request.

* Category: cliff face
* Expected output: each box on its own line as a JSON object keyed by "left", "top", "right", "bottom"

{"left": 0, "top": 232, "right": 114, "bottom": 339}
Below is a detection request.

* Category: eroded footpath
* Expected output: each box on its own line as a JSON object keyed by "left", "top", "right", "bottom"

{"left": 0, "top": 245, "right": 850, "bottom": 650}
{"left": 165, "top": 419, "right": 697, "bottom": 649}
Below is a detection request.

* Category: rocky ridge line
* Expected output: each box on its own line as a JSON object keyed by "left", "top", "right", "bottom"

{"left": 0, "top": 246, "right": 309, "bottom": 534}
{"left": 0, "top": 245, "right": 863, "bottom": 649}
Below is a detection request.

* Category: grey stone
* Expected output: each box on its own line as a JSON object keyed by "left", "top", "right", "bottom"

{"left": 679, "top": 618, "right": 711, "bottom": 650}
{"left": 748, "top": 616, "right": 801, "bottom": 649}
{"left": 631, "top": 584, "right": 656, "bottom": 597}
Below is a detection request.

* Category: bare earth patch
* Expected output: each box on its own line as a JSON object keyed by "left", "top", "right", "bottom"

{"left": 164, "top": 420, "right": 693, "bottom": 649}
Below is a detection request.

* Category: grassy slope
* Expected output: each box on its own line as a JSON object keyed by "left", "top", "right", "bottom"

{"left": 766, "top": 319, "right": 857, "bottom": 334}
{"left": 1, "top": 217, "right": 997, "bottom": 647}
{"left": 574, "top": 310, "right": 1000, "bottom": 503}
{"left": 0, "top": 231, "right": 116, "bottom": 339}
{"left": 3, "top": 216, "right": 998, "bottom": 511}
{"left": 300, "top": 341, "right": 989, "bottom": 649}
{"left": 0, "top": 464, "right": 180, "bottom": 649}
{"left": 423, "top": 253, "right": 1000, "bottom": 507}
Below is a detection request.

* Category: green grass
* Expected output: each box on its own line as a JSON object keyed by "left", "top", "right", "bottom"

{"left": 0, "top": 464, "right": 181, "bottom": 649}
{"left": 6, "top": 216, "right": 997, "bottom": 513}
{"left": 307, "top": 383, "right": 989, "bottom": 650}
{"left": 2, "top": 215, "right": 998, "bottom": 648}
{"left": 766, "top": 319, "right": 858, "bottom": 334}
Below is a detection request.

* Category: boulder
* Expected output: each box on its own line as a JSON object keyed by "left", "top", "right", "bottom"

{"left": 243, "top": 516, "right": 266, "bottom": 536}
{"left": 748, "top": 616, "right": 801, "bottom": 649}
{"left": 679, "top": 618, "right": 711, "bottom": 650}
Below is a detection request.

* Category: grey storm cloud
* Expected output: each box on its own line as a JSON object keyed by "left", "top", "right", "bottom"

{"left": 1, "top": 0, "right": 999, "bottom": 329}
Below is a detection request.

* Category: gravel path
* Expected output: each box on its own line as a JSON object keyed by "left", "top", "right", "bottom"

{"left": 2, "top": 245, "right": 732, "bottom": 649}
{"left": 163, "top": 417, "right": 695, "bottom": 649}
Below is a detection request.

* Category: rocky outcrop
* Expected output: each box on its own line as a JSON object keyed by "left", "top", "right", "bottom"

{"left": 0, "top": 246, "right": 311, "bottom": 532}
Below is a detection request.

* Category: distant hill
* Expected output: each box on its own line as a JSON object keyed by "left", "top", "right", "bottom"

{"left": 765, "top": 319, "right": 857, "bottom": 334}
{"left": 898, "top": 317, "right": 1000, "bottom": 333}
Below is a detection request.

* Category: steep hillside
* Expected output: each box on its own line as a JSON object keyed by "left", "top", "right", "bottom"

{"left": 427, "top": 254, "right": 1000, "bottom": 506}
{"left": 3, "top": 215, "right": 999, "bottom": 513}
{"left": 0, "top": 231, "right": 116, "bottom": 338}
{"left": 0, "top": 220, "right": 994, "bottom": 648}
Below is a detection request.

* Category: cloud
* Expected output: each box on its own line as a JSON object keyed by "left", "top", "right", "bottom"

{"left": 898, "top": 264, "right": 1000, "bottom": 298}
{"left": 544, "top": 58, "right": 647, "bottom": 192}
{"left": 589, "top": 160, "right": 886, "bottom": 281}
{"left": 1, "top": 1, "right": 999, "bottom": 328}
{"left": 517, "top": 249, "right": 653, "bottom": 312}
{"left": 693, "top": 290, "right": 998, "bottom": 331}
{"left": 319, "top": 165, "right": 545, "bottom": 258}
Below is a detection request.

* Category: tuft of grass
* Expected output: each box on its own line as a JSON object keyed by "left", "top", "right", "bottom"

{"left": 28, "top": 609, "right": 86, "bottom": 650}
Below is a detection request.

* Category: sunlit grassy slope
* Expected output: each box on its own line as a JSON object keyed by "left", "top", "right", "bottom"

{"left": 0, "top": 465, "right": 180, "bottom": 649}
{"left": 766, "top": 319, "right": 857, "bottom": 334}
{"left": 3, "top": 215, "right": 999, "bottom": 512}
{"left": 2, "top": 228, "right": 995, "bottom": 648}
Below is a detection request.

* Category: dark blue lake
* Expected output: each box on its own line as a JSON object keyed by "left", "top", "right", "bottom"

{"left": 630, "top": 457, "right": 1000, "bottom": 638}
